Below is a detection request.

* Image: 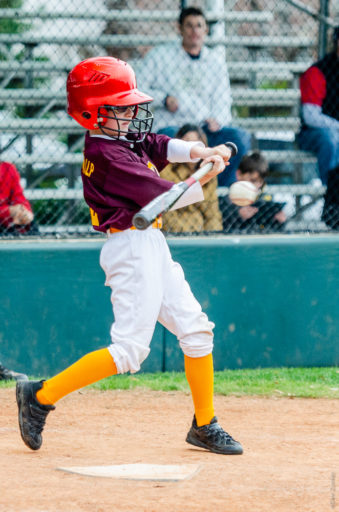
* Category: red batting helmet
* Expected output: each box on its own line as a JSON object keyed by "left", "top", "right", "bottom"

{"left": 67, "top": 56, "right": 153, "bottom": 141}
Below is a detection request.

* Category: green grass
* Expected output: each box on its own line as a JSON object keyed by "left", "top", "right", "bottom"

{"left": 92, "top": 367, "right": 339, "bottom": 399}
{"left": 1, "top": 368, "right": 338, "bottom": 398}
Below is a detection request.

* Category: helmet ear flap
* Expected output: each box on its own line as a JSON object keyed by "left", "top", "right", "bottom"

{"left": 98, "top": 107, "right": 109, "bottom": 126}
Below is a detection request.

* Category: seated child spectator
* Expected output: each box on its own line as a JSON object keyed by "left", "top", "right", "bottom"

{"left": 221, "top": 152, "right": 287, "bottom": 233}
{"left": 161, "top": 124, "right": 223, "bottom": 233}
{"left": 0, "top": 160, "right": 36, "bottom": 235}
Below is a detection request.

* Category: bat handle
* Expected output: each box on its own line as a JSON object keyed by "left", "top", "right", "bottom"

{"left": 224, "top": 141, "right": 238, "bottom": 157}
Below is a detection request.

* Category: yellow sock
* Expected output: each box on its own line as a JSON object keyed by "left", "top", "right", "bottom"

{"left": 36, "top": 348, "right": 117, "bottom": 405}
{"left": 184, "top": 353, "right": 214, "bottom": 427}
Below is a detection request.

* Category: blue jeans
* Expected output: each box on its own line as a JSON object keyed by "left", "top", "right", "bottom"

{"left": 158, "top": 125, "right": 252, "bottom": 187}
{"left": 297, "top": 126, "right": 339, "bottom": 185}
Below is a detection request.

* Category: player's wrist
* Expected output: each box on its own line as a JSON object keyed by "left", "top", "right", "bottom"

{"left": 189, "top": 142, "right": 207, "bottom": 161}
{"left": 168, "top": 140, "right": 205, "bottom": 163}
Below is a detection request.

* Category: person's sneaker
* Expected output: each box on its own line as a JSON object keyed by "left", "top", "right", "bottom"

{"left": 0, "top": 363, "right": 28, "bottom": 381}
{"left": 186, "top": 416, "right": 243, "bottom": 455}
{"left": 16, "top": 380, "right": 55, "bottom": 450}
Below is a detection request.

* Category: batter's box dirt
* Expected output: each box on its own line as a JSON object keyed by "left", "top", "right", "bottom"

{"left": 0, "top": 388, "right": 337, "bottom": 512}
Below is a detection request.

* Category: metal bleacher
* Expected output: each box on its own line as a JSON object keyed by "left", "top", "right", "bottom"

{"left": 0, "top": 4, "right": 323, "bottom": 226}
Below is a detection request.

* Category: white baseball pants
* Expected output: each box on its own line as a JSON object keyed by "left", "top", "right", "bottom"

{"left": 99, "top": 228, "right": 214, "bottom": 374}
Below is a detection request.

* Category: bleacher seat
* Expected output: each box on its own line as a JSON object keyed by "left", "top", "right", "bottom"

{"left": 0, "top": 6, "right": 318, "bottom": 194}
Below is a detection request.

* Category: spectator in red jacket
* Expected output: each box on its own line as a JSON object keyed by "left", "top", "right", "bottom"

{"left": 0, "top": 161, "right": 35, "bottom": 234}
{"left": 297, "top": 26, "right": 339, "bottom": 185}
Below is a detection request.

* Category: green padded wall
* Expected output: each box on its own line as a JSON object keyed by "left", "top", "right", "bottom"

{"left": 165, "top": 236, "right": 339, "bottom": 370}
{"left": 0, "top": 235, "right": 338, "bottom": 377}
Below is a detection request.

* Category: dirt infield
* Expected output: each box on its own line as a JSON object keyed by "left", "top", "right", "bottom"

{"left": 0, "top": 388, "right": 338, "bottom": 512}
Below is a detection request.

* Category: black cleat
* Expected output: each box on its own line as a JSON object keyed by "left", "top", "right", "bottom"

{"left": 0, "top": 363, "right": 28, "bottom": 381}
{"left": 186, "top": 416, "right": 243, "bottom": 455}
{"left": 16, "top": 380, "right": 55, "bottom": 450}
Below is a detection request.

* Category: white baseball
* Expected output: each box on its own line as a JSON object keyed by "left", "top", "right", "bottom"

{"left": 228, "top": 181, "right": 258, "bottom": 206}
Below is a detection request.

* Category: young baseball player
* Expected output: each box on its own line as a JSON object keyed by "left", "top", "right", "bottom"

{"left": 16, "top": 57, "right": 243, "bottom": 455}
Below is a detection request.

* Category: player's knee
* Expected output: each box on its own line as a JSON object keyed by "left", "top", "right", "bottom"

{"left": 107, "top": 342, "right": 150, "bottom": 374}
{"left": 179, "top": 332, "right": 214, "bottom": 358}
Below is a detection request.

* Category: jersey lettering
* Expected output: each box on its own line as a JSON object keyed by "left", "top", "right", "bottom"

{"left": 82, "top": 158, "right": 95, "bottom": 177}
{"left": 147, "top": 161, "right": 160, "bottom": 176}
{"left": 89, "top": 207, "right": 99, "bottom": 226}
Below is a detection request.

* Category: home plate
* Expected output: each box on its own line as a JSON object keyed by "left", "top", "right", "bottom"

{"left": 58, "top": 463, "right": 201, "bottom": 481}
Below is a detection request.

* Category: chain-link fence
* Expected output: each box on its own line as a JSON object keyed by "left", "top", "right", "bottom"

{"left": 0, "top": 0, "right": 338, "bottom": 238}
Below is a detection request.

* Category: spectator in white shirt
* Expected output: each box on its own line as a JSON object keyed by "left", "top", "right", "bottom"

{"left": 137, "top": 6, "right": 251, "bottom": 186}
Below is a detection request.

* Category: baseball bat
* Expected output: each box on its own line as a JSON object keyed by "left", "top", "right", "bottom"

{"left": 132, "top": 142, "right": 238, "bottom": 230}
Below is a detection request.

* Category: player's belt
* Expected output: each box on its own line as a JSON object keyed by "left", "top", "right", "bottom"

{"left": 108, "top": 217, "right": 162, "bottom": 234}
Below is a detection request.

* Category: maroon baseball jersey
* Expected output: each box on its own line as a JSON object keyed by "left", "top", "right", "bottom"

{"left": 81, "top": 132, "right": 174, "bottom": 232}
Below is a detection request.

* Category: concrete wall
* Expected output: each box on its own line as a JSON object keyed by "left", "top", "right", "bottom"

{"left": 0, "top": 235, "right": 338, "bottom": 377}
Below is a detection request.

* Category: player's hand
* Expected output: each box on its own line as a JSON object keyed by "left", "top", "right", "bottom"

{"left": 191, "top": 143, "right": 232, "bottom": 166}
{"left": 198, "top": 155, "right": 225, "bottom": 186}
{"left": 165, "top": 95, "right": 179, "bottom": 112}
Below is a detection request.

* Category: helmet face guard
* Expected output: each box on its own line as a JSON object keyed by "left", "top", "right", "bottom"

{"left": 97, "top": 103, "right": 153, "bottom": 142}
{"left": 67, "top": 57, "right": 154, "bottom": 142}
